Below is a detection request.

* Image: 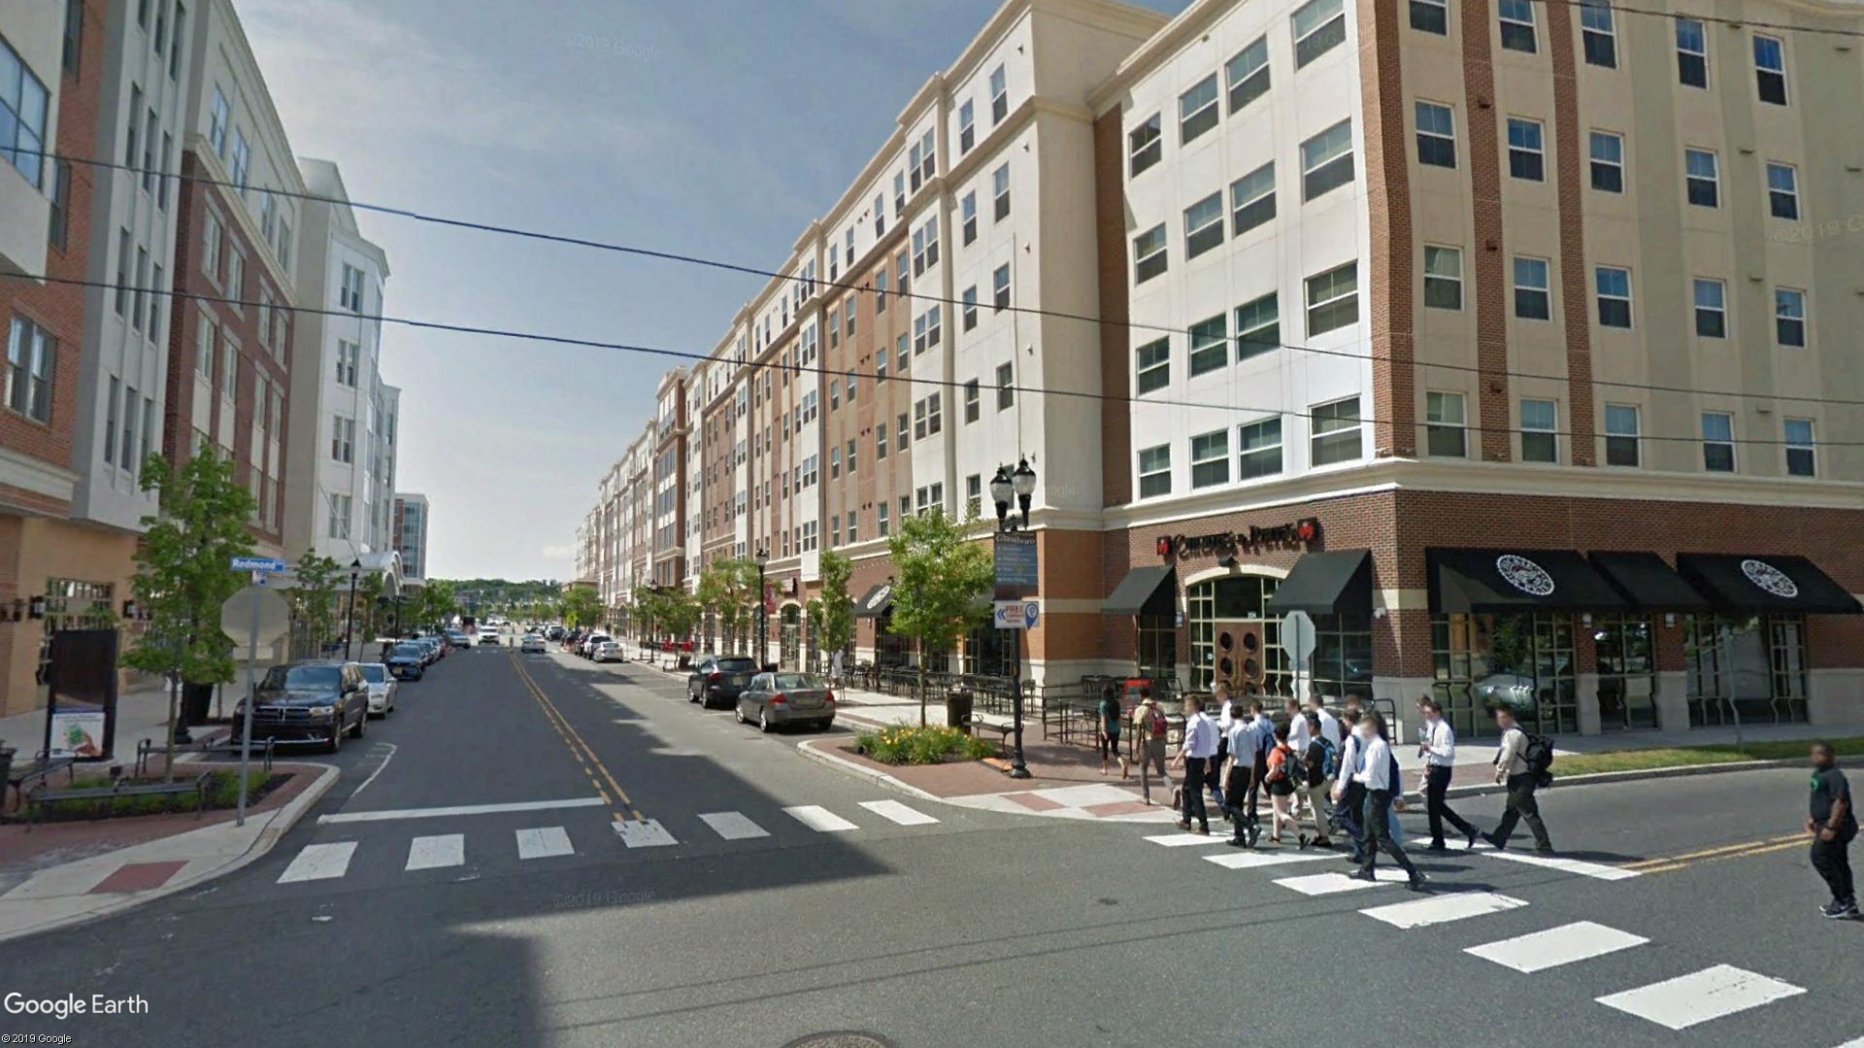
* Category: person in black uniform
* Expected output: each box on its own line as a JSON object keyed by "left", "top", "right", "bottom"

{"left": 1807, "top": 741, "right": 1857, "bottom": 920}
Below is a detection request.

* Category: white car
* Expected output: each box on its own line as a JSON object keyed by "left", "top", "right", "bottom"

{"left": 360, "top": 663, "right": 398, "bottom": 717}
{"left": 478, "top": 626, "right": 501, "bottom": 646}
{"left": 592, "top": 641, "right": 624, "bottom": 663}
{"left": 520, "top": 634, "right": 546, "bottom": 654}
{"left": 579, "top": 634, "right": 611, "bottom": 658}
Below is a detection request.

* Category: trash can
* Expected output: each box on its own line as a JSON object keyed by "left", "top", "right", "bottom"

{"left": 0, "top": 747, "right": 14, "bottom": 795}
{"left": 181, "top": 682, "right": 214, "bottom": 726}
{"left": 945, "top": 688, "right": 974, "bottom": 730}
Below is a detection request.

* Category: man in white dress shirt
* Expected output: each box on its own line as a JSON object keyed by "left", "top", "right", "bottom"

{"left": 1308, "top": 696, "right": 1342, "bottom": 746}
{"left": 1418, "top": 698, "right": 1480, "bottom": 852}
{"left": 1173, "top": 696, "right": 1219, "bottom": 835}
{"left": 1349, "top": 712, "right": 1426, "bottom": 890}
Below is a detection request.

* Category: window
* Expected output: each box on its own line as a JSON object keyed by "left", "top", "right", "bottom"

{"left": 121, "top": 387, "right": 138, "bottom": 477}
{"left": 1301, "top": 119, "right": 1354, "bottom": 201}
{"left": 132, "top": 248, "right": 147, "bottom": 330}
{"left": 913, "top": 394, "right": 941, "bottom": 438}
{"left": 1766, "top": 163, "right": 1799, "bottom": 220}
{"left": 63, "top": 0, "right": 84, "bottom": 74}
{"left": 1513, "top": 257, "right": 1551, "bottom": 320}
{"left": 1595, "top": 266, "right": 1632, "bottom": 328}
{"left": 961, "top": 192, "right": 977, "bottom": 245}
{"left": 1129, "top": 113, "right": 1161, "bottom": 177}
{"left": 1774, "top": 288, "right": 1805, "bottom": 347}
{"left": 1579, "top": 0, "right": 1616, "bottom": 68}
{"left": 993, "top": 265, "right": 1010, "bottom": 311}
{"left": 47, "top": 160, "right": 70, "bottom": 248}
{"left": 1604, "top": 404, "right": 1640, "bottom": 467}
{"left": 1136, "top": 338, "right": 1169, "bottom": 394}
{"left": 964, "top": 379, "right": 980, "bottom": 423}
{"left": 896, "top": 333, "right": 909, "bottom": 371}
{"left": 195, "top": 319, "right": 214, "bottom": 379}
{"left": 877, "top": 424, "right": 888, "bottom": 460}
{"left": 1702, "top": 413, "right": 1735, "bottom": 473}
{"left": 1411, "top": 0, "right": 1448, "bottom": 35}
{"left": 1520, "top": 399, "right": 1558, "bottom": 463}
{"left": 992, "top": 164, "right": 1011, "bottom": 221}
{"left": 1238, "top": 417, "right": 1282, "bottom": 479}
{"left": 1676, "top": 18, "right": 1708, "bottom": 88}
{"left": 1426, "top": 391, "right": 1467, "bottom": 457}
{"left": 329, "top": 494, "right": 351, "bottom": 540}
{"left": 157, "top": 132, "right": 172, "bottom": 209}
{"left": 5, "top": 316, "right": 55, "bottom": 423}
{"left": 1226, "top": 36, "right": 1270, "bottom": 112}
{"left": 336, "top": 340, "right": 359, "bottom": 386}
{"left": 1230, "top": 161, "right": 1276, "bottom": 235}
{"left": 989, "top": 64, "right": 1008, "bottom": 123}
{"left": 1189, "top": 314, "right": 1228, "bottom": 377}
{"left": 1235, "top": 292, "right": 1279, "bottom": 362}
{"left": 208, "top": 87, "right": 229, "bottom": 156}
{"left": 231, "top": 130, "right": 250, "bottom": 192}
{"left": 1589, "top": 131, "right": 1624, "bottom": 193}
{"left": 1180, "top": 75, "right": 1219, "bottom": 143}
{"left": 202, "top": 211, "right": 223, "bottom": 282}
{"left": 1305, "top": 261, "right": 1359, "bottom": 335}
{"left": 877, "top": 503, "right": 889, "bottom": 537}
{"left": 170, "top": 3, "right": 185, "bottom": 80}
{"left": 1753, "top": 35, "right": 1787, "bottom": 105}
{"left": 894, "top": 171, "right": 906, "bottom": 216}
{"left": 1415, "top": 102, "right": 1456, "bottom": 168}
{"left": 1191, "top": 429, "right": 1230, "bottom": 489}
{"left": 959, "top": 99, "right": 975, "bottom": 154}
{"left": 340, "top": 264, "right": 366, "bottom": 312}
{"left": 1134, "top": 224, "right": 1168, "bottom": 284}
{"left": 1785, "top": 419, "right": 1816, "bottom": 477}
{"left": 996, "top": 363, "right": 1013, "bottom": 410}
{"left": 104, "top": 377, "right": 119, "bottom": 464}
{"left": 1311, "top": 397, "right": 1362, "bottom": 466}
{"left": 962, "top": 286, "right": 978, "bottom": 331}
{"left": 114, "top": 229, "right": 129, "bottom": 316}
{"left": 912, "top": 306, "right": 940, "bottom": 354}
{"left": 1507, "top": 119, "right": 1544, "bottom": 181}
{"left": 1138, "top": 444, "right": 1172, "bottom": 498}
{"left": 1423, "top": 246, "right": 1463, "bottom": 310}
{"left": 802, "top": 454, "right": 819, "bottom": 488}
{"left": 1693, "top": 279, "right": 1726, "bottom": 338}
{"left": 1184, "top": 191, "right": 1224, "bottom": 259}
{"left": 1293, "top": 0, "right": 1346, "bottom": 68}
{"left": 141, "top": 109, "right": 157, "bottom": 194}
{"left": 875, "top": 270, "right": 887, "bottom": 313}
{"left": 1498, "top": 0, "right": 1536, "bottom": 53}
{"left": 1684, "top": 149, "right": 1719, "bottom": 208}
{"left": 148, "top": 264, "right": 163, "bottom": 338}
{"left": 332, "top": 414, "right": 355, "bottom": 463}
{"left": 915, "top": 218, "right": 940, "bottom": 274}
{"left": 829, "top": 379, "right": 841, "bottom": 409}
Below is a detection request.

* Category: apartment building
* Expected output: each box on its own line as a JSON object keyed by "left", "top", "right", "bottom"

{"left": 649, "top": 369, "right": 687, "bottom": 588}
{"left": 393, "top": 492, "right": 428, "bottom": 583}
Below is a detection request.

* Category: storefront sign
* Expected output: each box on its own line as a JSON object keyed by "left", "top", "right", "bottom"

{"left": 1156, "top": 518, "right": 1319, "bottom": 559}
{"left": 1495, "top": 554, "right": 1556, "bottom": 597}
{"left": 48, "top": 710, "right": 106, "bottom": 759}
{"left": 1740, "top": 559, "right": 1798, "bottom": 599}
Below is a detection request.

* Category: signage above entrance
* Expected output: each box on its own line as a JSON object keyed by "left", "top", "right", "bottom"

{"left": 1156, "top": 518, "right": 1319, "bottom": 559}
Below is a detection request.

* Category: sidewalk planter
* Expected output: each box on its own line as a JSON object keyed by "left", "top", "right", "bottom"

{"left": 854, "top": 725, "right": 995, "bottom": 766}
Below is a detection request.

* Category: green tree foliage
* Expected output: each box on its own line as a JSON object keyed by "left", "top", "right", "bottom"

{"left": 886, "top": 510, "right": 994, "bottom": 725}
{"left": 561, "top": 586, "right": 604, "bottom": 629}
{"left": 818, "top": 550, "right": 855, "bottom": 659}
{"left": 287, "top": 551, "right": 341, "bottom": 656}
{"left": 696, "top": 558, "right": 761, "bottom": 654}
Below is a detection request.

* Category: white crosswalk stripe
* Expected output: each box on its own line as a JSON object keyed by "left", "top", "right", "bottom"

{"left": 1145, "top": 833, "right": 1231, "bottom": 847}
{"left": 1273, "top": 868, "right": 1410, "bottom": 896}
{"left": 278, "top": 842, "right": 357, "bottom": 883}
{"left": 515, "top": 826, "right": 575, "bottom": 860}
{"left": 859, "top": 800, "right": 939, "bottom": 826}
{"left": 1830, "top": 1038, "right": 1864, "bottom": 1048}
{"left": 406, "top": 834, "right": 465, "bottom": 871}
{"left": 614, "top": 819, "right": 679, "bottom": 848}
{"left": 699, "top": 811, "right": 771, "bottom": 840}
{"left": 784, "top": 805, "right": 859, "bottom": 832}
{"left": 1464, "top": 921, "right": 1650, "bottom": 973}
{"left": 1480, "top": 850, "right": 1639, "bottom": 881}
{"left": 1597, "top": 965, "right": 1805, "bottom": 1030}
{"left": 1201, "top": 850, "right": 1332, "bottom": 871}
{"left": 1360, "top": 891, "right": 1527, "bottom": 929}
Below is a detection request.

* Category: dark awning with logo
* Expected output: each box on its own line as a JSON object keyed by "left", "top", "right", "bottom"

{"left": 1674, "top": 554, "right": 1861, "bottom": 615}
{"left": 1429, "top": 548, "right": 1628, "bottom": 614}
{"left": 1266, "top": 550, "right": 1372, "bottom": 617}
{"left": 1588, "top": 551, "right": 1713, "bottom": 612}
{"left": 1102, "top": 566, "right": 1176, "bottom": 616}
{"left": 852, "top": 582, "right": 895, "bottom": 619}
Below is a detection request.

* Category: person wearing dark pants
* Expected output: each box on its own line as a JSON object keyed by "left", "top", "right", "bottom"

{"left": 1482, "top": 708, "right": 1553, "bottom": 854}
{"left": 1348, "top": 712, "right": 1425, "bottom": 891}
{"left": 1417, "top": 699, "right": 1478, "bottom": 851}
{"left": 1174, "top": 695, "right": 1218, "bottom": 835}
{"left": 1223, "top": 709, "right": 1256, "bottom": 847}
{"left": 1330, "top": 709, "right": 1366, "bottom": 860}
{"left": 1806, "top": 741, "right": 1857, "bottom": 919}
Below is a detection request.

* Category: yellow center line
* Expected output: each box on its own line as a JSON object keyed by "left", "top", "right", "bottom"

{"left": 1623, "top": 833, "right": 1804, "bottom": 869}
{"left": 1626, "top": 834, "right": 1812, "bottom": 875}
{"left": 508, "top": 653, "right": 644, "bottom": 822}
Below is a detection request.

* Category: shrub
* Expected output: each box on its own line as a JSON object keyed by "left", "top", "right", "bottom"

{"left": 855, "top": 725, "right": 997, "bottom": 765}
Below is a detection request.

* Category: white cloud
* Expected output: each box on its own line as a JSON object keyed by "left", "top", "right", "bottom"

{"left": 539, "top": 544, "right": 574, "bottom": 561}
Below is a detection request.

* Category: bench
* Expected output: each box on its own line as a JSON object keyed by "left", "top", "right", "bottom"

{"left": 26, "top": 771, "right": 213, "bottom": 827}
{"left": 5, "top": 754, "right": 76, "bottom": 812}
{"left": 135, "top": 736, "right": 274, "bottom": 777}
{"left": 970, "top": 718, "right": 1015, "bottom": 755}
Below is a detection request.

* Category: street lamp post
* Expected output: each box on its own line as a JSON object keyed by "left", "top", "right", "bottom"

{"left": 990, "top": 458, "right": 1038, "bottom": 780}
{"left": 754, "top": 547, "right": 770, "bottom": 670}
{"left": 343, "top": 559, "right": 362, "bottom": 662}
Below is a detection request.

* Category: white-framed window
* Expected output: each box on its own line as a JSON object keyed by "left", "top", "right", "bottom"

{"left": 959, "top": 99, "right": 975, "bottom": 154}
{"left": 996, "top": 362, "right": 1014, "bottom": 410}
{"left": 1301, "top": 119, "right": 1354, "bottom": 201}
{"left": 1595, "top": 266, "right": 1632, "bottom": 329}
{"left": 1137, "top": 444, "right": 1171, "bottom": 498}
{"left": 1310, "top": 396, "right": 1362, "bottom": 466}
{"left": 1235, "top": 292, "right": 1279, "bottom": 362}
{"left": 992, "top": 265, "right": 1010, "bottom": 311}
{"left": 1179, "top": 74, "right": 1219, "bottom": 143}
{"left": 1774, "top": 288, "right": 1806, "bottom": 347}
{"left": 801, "top": 389, "right": 819, "bottom": 424}
{"left": 992, "top": 163, "right": 1011, "bottom": 221}
{"left": 231, "top": 129, "right": 250, "bottom": 192}
{"left": 1785, "top": 419, "right": 1816, "bottom": 477}
{"left": 1292, "top": 0, "right": 1346, "bottom": 68}
{"left": 1134, "top": 224, "right": 1168, "bottom": 284}
{"left": 964, "top": 475, "right": 982, "bottom": 520}
{"left": 1226, "top": 36, "right": 1270, "bottom": 112}
{"left": 1415, "top": 101, "right": 1456, "bottom": 168}
{"left": 876, "top": 423, "right": 888, "bottom": 460}
{"left": 1426, "top": 391, "right": 1467, "bottom": 458}
{"left": 4, "top": 316, "right": 55, "bottom": 423}
{"left": 828, "top": 447, "right": 841, "bottom": 478}
{"left": 964, "top": 379, "right": 980, "bottom": 423}
{"left": 336, "top": 340, "right": 359, "bottom": 386}
{"left": 1238, "top": 417, "right": 1282, "bottom": 479}
{"left": 802, "top": 454, "right": 819, "bottom": 487}
{"left": 1604, "top": 404, "right": 1640, "bottom": 467}
{"left": 1676, "top": 18, "right": 1708, "bottom": 88}
{"left": 1423, "top": 246, "right": 1463, "bottom": 310}
{"left": 962, "top": 286, "right": 978, "bottom": 331}
{"left": 1693, "top": 279, "right": 1726, "bottom": 338}
{"left": 1701, "top": 412, "right": 1735, "bottom": 473}
{"left": 1684, "top": 148, "right": 1719, "bottom": 208}
{"left": 1766, "top": 163, "right": 1800, "bottom": 220}
{"left": 1411, "top": 0, "right": 1448, "bottom": 34}
{"left": 989, "top": 63, "right": 1008, "bottom": 123}
{"left": 1520, "top": 398, "right": 1558, "bottom": 463}
{"left": 1753, "top": 35, "right": 1787, "bottom": 105}
{"left": 208, "top": 85, "right": 229, "bottom": 156}
{"left": 1498, "top": 0, "right": 1536, "bottom": 53}
{"left": 1189, "top": 313, "right": 1228, "bottom": 377}
{"left": 1230, "top": 161, "right": 1275, "bottom": 235}
{"left": 1507, "top": 118, "right": 1544, "bottom": 181}
{"left": 1513, "top": 256, "right": 1551, "bottom": 320}
{"left": 1129, "top": 113, "right": 1161, "bottom": 177}
{"left": 120, "top": 386, "right": 139, "bottom": 479}
{"left": 877, "top": 502, "right": 889, "bottom": 537}
{"left": 226, "top": 250, "right": 244, "bottom": 302}
{"left": 331, "top": 414, "right": 355, "bottom": 463}
{"left": 1190, "top": 429, "right": 1230, "bottom": 489}
{"left": 195, "top": 318, "right": 214, "bottom": 379}
{"left": 1184, "top": 191, "right": 1224, "bottom": 258}
{"left": 1305, "top": 261, "right": 1359, "bottom": 336}
{"left": 1589, "top": 131, "right": 1623, "bottom": 192}
{"left": 1135, "top": 337, "right": 1169, "bottom": 395}
{"left": 219, "top": 339, "right": 237, "bottom": 400}
{"left": 1579, "top": 0, "right": 1616, "bottom": 67}
{"left": 328, "top": 494, "right": 351, "bottom": 539}
{"left": 340, "top": 264, "right": 366, "bottom": 312}
{"left": 961, "top": 192, "right": 977, "bottom": 245}
{"left": 911, "top": 216, "right": 939, "bottom": 275}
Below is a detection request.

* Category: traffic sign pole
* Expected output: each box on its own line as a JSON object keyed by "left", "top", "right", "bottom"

{"left": 236, "top": 584, "right": 260, "bottom": 827}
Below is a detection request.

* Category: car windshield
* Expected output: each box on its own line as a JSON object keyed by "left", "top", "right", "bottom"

{"left": 361, "top": 665, "right": 388, "bottom": 682}
{"left": 717, "top": 658, "right": 758, "bottom": 673}
{"left": 393, "top": 644, "right": 424, "bottom": 658}
{"left": 264, "top": 665, "right": 340, "bottom": 689}
{"left": 771, "top": 673, "right": 819, "bottom": 690}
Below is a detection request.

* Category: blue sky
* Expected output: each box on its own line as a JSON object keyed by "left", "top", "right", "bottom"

{"left": 241, "top": 0, "right": 1190, "bottom": 581}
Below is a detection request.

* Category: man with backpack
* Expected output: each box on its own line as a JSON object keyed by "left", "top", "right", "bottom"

{"left": 1132, "top": 692, "right": 1171, "bottom": 805}
{"left": 1418, "top": 699, "right": 1479, "bottom": 852}
{"left": 1483, "top": 707, "right": 1554, "bottom": 854}
{"left": 1299, "top": 711, "right": 1336, "bottom": 848}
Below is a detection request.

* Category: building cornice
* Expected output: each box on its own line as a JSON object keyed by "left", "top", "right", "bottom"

{"left": 0, "top": 446, "right": 79, "bottom": 507}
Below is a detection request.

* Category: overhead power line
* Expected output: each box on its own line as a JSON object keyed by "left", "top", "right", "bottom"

{"left": 1530, "top": 0, "right": 1864, "bottom": 41}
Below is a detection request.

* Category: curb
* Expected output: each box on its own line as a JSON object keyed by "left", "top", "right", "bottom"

{"left": 793, "top": 738, "right": 946, "bottom": 804}
{"left": 0, "top": 763, "right": 339, "bottom": 944}
{"left": 1441, "top": 756, "right": 1802, "bottom": 800}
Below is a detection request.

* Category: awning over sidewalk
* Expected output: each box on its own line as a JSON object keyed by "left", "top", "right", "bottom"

{"left": 1588, "top": 551, "right": 1713, "bottom": 612}
{"left": 853, "top": 582, "right": 895, "bottom": 619}
{"left": 1428, "top": 548, "right": 1627, "bottom": 614}
{"left": 1266, "top": 549, "right": 1371, "bottom": 617}
{"left": 1102, "top": 566, "right": 1175, "bottom": 616}
{"left": 1674, "top": 554, "right": 1862, "bottom": 615}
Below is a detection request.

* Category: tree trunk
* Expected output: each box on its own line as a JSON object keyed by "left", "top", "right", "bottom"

{"left": 163, "top": 676, "right": 179, "bottom": 784}
{"left": 917, "top": 645, "right": 928, "bottom": 727}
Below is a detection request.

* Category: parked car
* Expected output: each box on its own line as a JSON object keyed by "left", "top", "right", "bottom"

{"left": 546, "top": 625, "right": 565, "bottom": 641}
{"left": 360, "top": 663, "right": 399, "bottom": 717}
{"left": 520, "top": 633, "right": 547, "bottom": 654}
{"left": 478, "top": 626, "right": 501, "bottom": 646}
{"left": 235, "top": 661, "right": 370, "bottom": 752}
{"left": 414, "top": 638, "right": 440, "bottom": 665}
{"left": 385, "top": 642, "right": 426, "bottom": 681}
{"left": 688, "top": 655, "right": 761, "bottom": 709}
{"left": 446, "top": 629, "right": 471, "bottom": 648}
{"left": 592, "top": 640, "right": 624, "bottom": 663}
{"left": 579, "top": 633, "right": 612, "bottom": 658}
{"left": 735, "top": 671, "right": 835, "bottom": 732}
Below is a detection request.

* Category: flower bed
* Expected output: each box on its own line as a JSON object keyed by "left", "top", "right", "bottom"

{"left": 853, "top": 725, "right": 997, "bottom": 766}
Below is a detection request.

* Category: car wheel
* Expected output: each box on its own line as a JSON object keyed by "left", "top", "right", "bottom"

{"left": 327, "top": 724, "right": 343, "bottom": 753}
{"left": 688, "top": 687, "right": 699, "bottom": 704}
{"left": 351, "top": 709, "right": 366, "bottom": 738}
{"left": 735, "top": 704, "right": 746, "bottom": 724}
{"left": 759, "top": 707, "right": 773, "bottom": 734}
{"left": 815, "top": 719, "right": 832, "bottom": 732}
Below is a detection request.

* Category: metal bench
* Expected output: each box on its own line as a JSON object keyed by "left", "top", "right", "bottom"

{"left": 135, "top": 736, "right": 274, "bottom": 776}
{"left": 26, "top": 771, "right": 213, "bottom": 827}
{"left": 5, "top": 753, "right": 76, "bottom": 812}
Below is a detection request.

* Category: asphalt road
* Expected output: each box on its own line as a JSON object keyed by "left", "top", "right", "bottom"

{"left": 0, "top": 634, "right": 1858, "bottom": 1048}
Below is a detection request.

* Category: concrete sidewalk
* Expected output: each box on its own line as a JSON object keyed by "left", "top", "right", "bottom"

{"left": 0, "top": 680, "right": 239, "bottom": 767}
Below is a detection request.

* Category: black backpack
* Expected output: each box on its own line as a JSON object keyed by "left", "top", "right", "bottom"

{"left": 1522, "top": 733, "right": 1555, "bottom": 778}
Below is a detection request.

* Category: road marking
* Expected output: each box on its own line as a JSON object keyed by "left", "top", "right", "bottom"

{"left": 784, "top": 805, "right": 859, "bottom": 833}
{"left": 1360, "top": 891, "right": 1527, "bottom": 929}
{"left": 1273, "top": 869, "right": 1409, "bottom": 896}
{"left": 1829, "top": 1039, "right": 1864, "bottom": 1048}
{"left": 698, "top": 812, "right": 771, "bottom": 840}
{"left": 318, "top": 797, "right": 608, "bottom": 824}
{"left": 1622, "top": 834, "right": 1803, "bottom": 870}
{"left": 614, "top": 818, "right": 679, "bottom": 848}
{"left": 1465, "top": 921, "right": 1650, "bottom": 973}
{"left": 515, "top": 826, "right": 575, "bottom": 860}
{"left": 406, "top": 834, "right": 465, "bottom": 871}
{"left": 277, "top": 843, "right": 357, "bottom": 883}
{"left": 346, "top": 742, "right": 398, "bottom": 803}
{"left": 1144, "top": 833, "right": 1233, "bottom": 847}
{"left": 509, "top": 655, "right": 644, "bottom": 821}
{"left": 1201, "top": 850, "right": 1332, "bottom": 871}
{"left": 1597, "top": 965, "right": 1805, "bottom": 1030}
{"left": 1481, "top": 850, "right": 1640, "bottom": 881}
{"left": 859, "top": 800, "right": 939, "bottom": 826}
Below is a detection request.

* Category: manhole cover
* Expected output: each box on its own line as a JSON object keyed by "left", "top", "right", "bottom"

{"left": 783, "top": 1034, "right": 894, "bottom": 1048}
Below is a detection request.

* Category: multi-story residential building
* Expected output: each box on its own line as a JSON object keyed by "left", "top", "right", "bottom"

{"left": 649, "top": 369, "right": 687, "bottom": 588}
{"left": 393, "top": 492, "right": 428, "bottom": 583}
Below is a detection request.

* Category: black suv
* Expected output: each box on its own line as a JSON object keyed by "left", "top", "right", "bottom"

{"left": 688, "top": 655, "right": 761, "bottom": 709}
{"left": 237, "top": 660, "right": 371, "bottom": 752}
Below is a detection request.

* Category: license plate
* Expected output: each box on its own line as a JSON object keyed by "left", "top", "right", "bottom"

{"left": 733, "top": 676, "right": 748, "bottom": 686}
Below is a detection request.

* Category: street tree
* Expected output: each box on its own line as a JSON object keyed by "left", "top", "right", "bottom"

{"left": 562, "top": 586, "right": 604, "bottom": 629}
{"left": 818, "top": 550, "right": 856, "bottom": 667}
{"left": 697, "top": 558, "right": 761, "bottom": 654}
{"left": 886, "top": 509, "right": 995, "bottom": 725}
{"left": 121, "top": 450, "right": 258, "bottom": 780}
{"left": 287, "top": 551, "right": 341, "bottom": 658}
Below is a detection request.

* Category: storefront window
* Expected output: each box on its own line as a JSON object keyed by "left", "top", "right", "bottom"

{"left": 1595, "top": 615, "right": 1657, "bottom": 731}
{"left": 964, "top": 623, "right": 1013, "bottom": 677}
{"left": 1309, "top": 612, "right": 1373, "bottom": 706}
{"left": 779, "top": 606, "right": 801, "bottom": 669}
{"left": 1186, "top": 575, "right": 1287, "bottom": 695}
{"left": 875, "top": 613, "right": 910, "bottom": 667}
{"left": 702, "top": 610, "right": 717, "bottom": 654}
{"left": 1136, "top": 615, "right": 1176, "bottom": 682}
{"left": 43, "top": 578, "right": 115, "bottom": 633}
{"left": 1686, "top": 614, "right": 1808, "bottom": 726}
{"left": 1433, "top": 613, "right": 1576, "bottom": 737}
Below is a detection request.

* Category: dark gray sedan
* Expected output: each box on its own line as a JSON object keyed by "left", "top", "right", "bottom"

{"left": 734, "top": 671, "right": 835, "bottom": 732}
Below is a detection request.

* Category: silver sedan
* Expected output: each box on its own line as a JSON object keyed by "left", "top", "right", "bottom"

{"left": 735, "top": 672, "right": 835, "bottom": 733}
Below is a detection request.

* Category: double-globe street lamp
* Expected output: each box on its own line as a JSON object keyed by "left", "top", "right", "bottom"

{"left": 342, "top": 559, "right": 362, "bottom": 662}
{"left": 989, "top": 458, "right": 1037, "bottom": 780}
{"left": 754, "top": 547, "right": 770, "bottom": 668}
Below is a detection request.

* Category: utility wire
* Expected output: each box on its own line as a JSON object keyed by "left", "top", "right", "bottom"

{"left": 17, "top": 146, "right": 1864, "bottom": 411}
{"left": 1531, "top": 0, "right": 1864, "bottom": 40}
{"left": 9, "top": 270, "right": 1859, "bottom": 450}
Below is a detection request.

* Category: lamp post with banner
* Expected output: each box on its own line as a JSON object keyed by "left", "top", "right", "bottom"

{"left": 989, "top": 459, "right": 1038, "bottom": 780}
